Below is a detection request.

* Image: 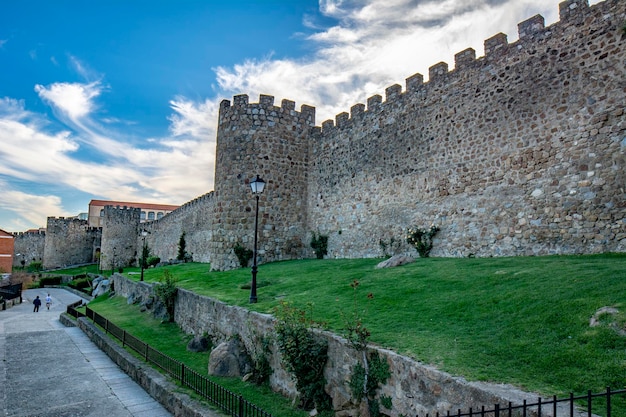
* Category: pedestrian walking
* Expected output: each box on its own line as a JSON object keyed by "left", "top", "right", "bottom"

{"left": 33, "top": 296, "right": 41, "bottom": 312}
{"left": 45, "top": 293, "right": 52, "bottom": 310}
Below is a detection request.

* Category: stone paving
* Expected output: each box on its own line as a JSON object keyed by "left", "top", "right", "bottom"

{"left": 0, "top": 288, "right": 171, "bottom": 417}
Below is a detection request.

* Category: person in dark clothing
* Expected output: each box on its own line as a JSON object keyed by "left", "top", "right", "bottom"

{"left": 33, "top": 296, "right": 41, "bottom": 312}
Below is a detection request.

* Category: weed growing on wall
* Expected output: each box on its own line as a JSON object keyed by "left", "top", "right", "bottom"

{"left": 406, "top": 225, "right": 440, "bottom": 258}
{"left": 379, "top": 237, "right": 401, "bottom": 258}
{"left": 343, "top": 280, "right": 391, "bottom": 416}
{"left": 273, "top": 301, "right": 331, "bottom": 411}
{"left": 154, "top": 270, "right": 178, "bottom": 322}
{"left": 234, "top": 242, "right": 253, "bottom": 268}
{"left": 310, "top": 232, "right": 328, "bottom": 259}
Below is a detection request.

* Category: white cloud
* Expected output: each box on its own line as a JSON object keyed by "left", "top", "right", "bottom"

{"left": 35, "top": 81, "right": 101, "bottom": 121}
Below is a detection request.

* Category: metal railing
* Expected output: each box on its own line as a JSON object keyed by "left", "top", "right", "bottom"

{"left": 0, "top": 283, "right": 22, "bottom": 300}
{"left": 418, "top": 388, "right": 626, "bottom": 417}
{"left": 69, "top": 304, "right": 274, "bottom": 417}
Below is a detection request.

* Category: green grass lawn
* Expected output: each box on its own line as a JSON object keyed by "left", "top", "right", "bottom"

{"left": 81, "top": 254, "right": 626, "bottom": 414}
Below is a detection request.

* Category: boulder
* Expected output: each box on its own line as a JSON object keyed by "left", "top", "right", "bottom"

{"left": 91, "top": 279, "right": 110, "bottom": 297}
{"left": 208, "top": 338, "right": 252, "bottom": 377}
{"left": 376, "top": 255, "right": 414, "bottom": 269}
{"left": 187, "top": 335, "right": 211, "bottom": 352}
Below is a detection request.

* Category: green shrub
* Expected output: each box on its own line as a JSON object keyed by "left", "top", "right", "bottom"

{"left": 234, "top": 242, "right": 253, "bottom": 268}
{"left": 310, "top": 232, "right": 328, "bottom": 259}
{"left": 27, "top": 261, "right": 43, "bottom": 272}
{"left": 68, "top": 278, "right": 91, "bottom": 290}
{"left": 39, "top": 276, "right": 61, "bottom": 287}
{"left": 146, "top": 256, "right": 160, "bottom": 267}
{"left": 405, "top": 225, "right": 440, "bottom": 258}
{"left": 154, "top": 270, "right": 178, "bottom": 322}
{"left": 274, "top": 301, "right": 331, "bottom": 411}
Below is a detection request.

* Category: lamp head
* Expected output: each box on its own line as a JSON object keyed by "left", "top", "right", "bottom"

{"left": 250, "top": 175, "right": 266, "bottom": 194}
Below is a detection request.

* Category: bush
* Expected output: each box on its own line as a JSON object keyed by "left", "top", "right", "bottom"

{"left": 234, "top": 242, "right": 253, "bottom": 268}
{"left": 38, "top": 276, "right": 61, "bottom": 287}
{"left": 68, "top": 278, "right": 91, "bottom": 290}
{"left": 146, "top": 256, "right": 160, "bottom": 267}
{"left": 310, "top": 232, "right": 328, "bottom": 259}
{"left": 154, "top": 270, "right": 178, "bottom": 322}
{"left": 406, "top": 225, "right": 440, "bottom": 258}
{"left": 27, "top": 261, "right": 43, "bottom": 273}
{"left": 274, "top": 301, "right": 331, "bottom": 411}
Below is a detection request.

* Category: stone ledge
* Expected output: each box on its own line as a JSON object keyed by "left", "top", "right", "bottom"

{"left": 71, "top": 315, "right": 222, "bottom": 417}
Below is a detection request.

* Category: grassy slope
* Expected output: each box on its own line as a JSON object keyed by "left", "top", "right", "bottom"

{"left": 82, "top": 254, "right": 625, "bottom": 413}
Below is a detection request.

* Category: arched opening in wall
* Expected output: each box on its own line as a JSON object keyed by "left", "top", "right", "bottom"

{"left": 99, "top": 209, "right": 104, "bottom": 217}
{"left": 157, "top": 212, "right": 164, "bottom": 220}
{"left": 148, "top": 212, "right": 155, "bottom": 221}
{"left": 141, "top": 211, "right": 146, "bottom": 221}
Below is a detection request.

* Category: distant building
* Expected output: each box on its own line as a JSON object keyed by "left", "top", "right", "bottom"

{"left": 87, "top": 200, "right": 180, "bottom": 227}
{"left": 0, "top": 228, "right": 15, "bottom": 274}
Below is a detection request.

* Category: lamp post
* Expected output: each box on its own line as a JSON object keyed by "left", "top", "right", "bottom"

{"left": 249, "top": 174, "right": 266, "bottom": 303}
{"left": 112, "top": 247, "right": 116, "bottom": 276}
{"left": 140, "top": 230, "right": 150, "bottom": 281}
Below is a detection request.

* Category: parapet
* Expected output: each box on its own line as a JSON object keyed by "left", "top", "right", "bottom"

{"left": 320, "top": 0, "right": 603, "bottom": 135}
{"left": 219, "top": 94, "right": 316, "bottom": 126}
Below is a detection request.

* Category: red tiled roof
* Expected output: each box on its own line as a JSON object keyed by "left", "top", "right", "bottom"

{"left": 89, "top": 200, "right": 180, "bottom": 211}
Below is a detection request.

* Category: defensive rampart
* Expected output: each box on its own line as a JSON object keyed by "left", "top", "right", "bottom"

{"left": 35, "top": 0, "right": 625, "bottom": 272}
{"left": 306, "top": 0, "right": 625, "bottom": 259}
{"left": 12, "top": 230, "right": 45, "bottom": 268}
{"left": 43, "top": 218, "right": 100, "bottom": 269}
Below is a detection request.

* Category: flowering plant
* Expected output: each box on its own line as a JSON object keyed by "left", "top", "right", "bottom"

{"left": 406, "top": 225, "right": 440, "bottom": 258}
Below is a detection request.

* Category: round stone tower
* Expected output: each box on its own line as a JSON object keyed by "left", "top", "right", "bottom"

{"left": 210, "top": 94, "right": 316, "bottom": 271}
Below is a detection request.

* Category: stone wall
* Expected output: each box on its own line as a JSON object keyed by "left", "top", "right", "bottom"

{"left": 35, "top": 0, "right": 625, "bottom": 271}
{"left": 43, "top": 218, "right": 100, "bottom": 269}
{"left": 141, "top": 192, "right": 215, "bottom": 264}
{"left": 113, "top": 275, "right": 552, "bottom": 417}
{"left": 307, "top": 0, "right": 625, "bottom": 259}
{"left": 100, "top": 206, "right": 140, "bottom": 271}
{"left": 12, "top": 230, "right": 45, "bottom": 268}
{"left": 209, "top": 95, "right": 316, "bottom": 271}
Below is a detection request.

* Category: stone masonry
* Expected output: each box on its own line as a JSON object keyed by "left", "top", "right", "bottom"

{"left": 32, "top": 0, "right": 625, "bottom": 271}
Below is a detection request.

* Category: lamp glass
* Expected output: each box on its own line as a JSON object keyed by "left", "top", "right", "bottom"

{"left": 250, "top": 175, "right": 266, "bottom": 194}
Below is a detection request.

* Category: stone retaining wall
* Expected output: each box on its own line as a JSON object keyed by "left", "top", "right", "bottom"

{"left": 113, "top": 274, "right": 560, "bottom": 417}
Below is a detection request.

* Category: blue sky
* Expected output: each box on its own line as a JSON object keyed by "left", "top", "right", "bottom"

{"left": 0, "top": 0, "right": 589, "bottom": 232}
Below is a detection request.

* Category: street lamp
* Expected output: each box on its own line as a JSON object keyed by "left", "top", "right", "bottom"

{"left": 249, "top": 174, "right": 266, "bottom": 303}
{"left": 140, "top": 230, "right": 150, "bottom": 281}
{"left": 112, "top": 247, "right": 116, "bottom": 276}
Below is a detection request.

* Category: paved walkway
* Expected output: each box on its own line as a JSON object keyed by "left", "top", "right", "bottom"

{"left": 0, "top": 288, "right": 171, "bottom": 417}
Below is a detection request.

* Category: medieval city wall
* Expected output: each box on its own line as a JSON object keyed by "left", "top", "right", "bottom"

{"left": 43, "top": 218, "right": 101, "bottom": 269}
{"left": 210, "top": 95, "right": 316, "bottom": 270}
{"left": 12, "top": 230, "right": 45, "bottom": 268}
{"left": 307, "top": 0, "right": 625, "bottom": 259}
{"left": 142, "top": 192, "right": 215, "bottom": 263}
{"left": 100, "top": 206, "right": 140, "bottom": 271}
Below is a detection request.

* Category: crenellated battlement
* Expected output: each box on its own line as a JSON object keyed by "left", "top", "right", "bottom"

{"left": 319, "top": 0, "right": 604, "bottom": 134}
{"left": 218, "top": 93, "right": 316, "bottom": 126}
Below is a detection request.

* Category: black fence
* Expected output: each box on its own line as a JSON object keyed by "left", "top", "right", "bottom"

{"left": 68, "top": 304, "right": 274, "bottom": 417}
{"left": 0, "top": 283, "right": 22, "bottom": 301}
{"left": 417, "top": 388, "right": 626, "bottom": 417}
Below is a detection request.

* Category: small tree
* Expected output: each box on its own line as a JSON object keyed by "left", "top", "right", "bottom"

{"left": 406, "top": 225, "right": 440, "bottom": 258}
{"left": 140, "top": 242, "right": 151, "bottom": 269}
{"left": 177, "top": 231, "right": 188, "bottom": 261}
{"left": 154, "top": 270, "right": 178, "bottom": 322}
